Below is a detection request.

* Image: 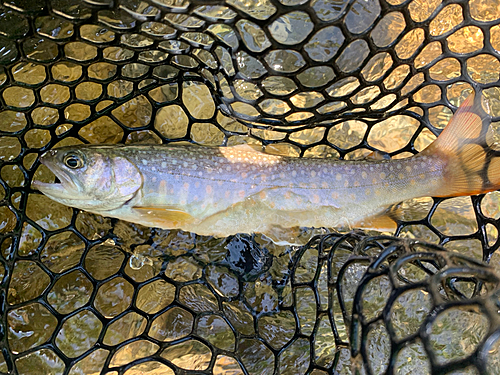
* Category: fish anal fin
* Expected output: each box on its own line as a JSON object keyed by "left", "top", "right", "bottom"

{"left": 354, "top": 213, "right": 397, "bottom": 233}
{"left": 132, "top": 206, "right": 196, "bottom": 228}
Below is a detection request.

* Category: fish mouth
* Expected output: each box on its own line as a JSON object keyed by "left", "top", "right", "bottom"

{"left": 32, "top": 155, "right": 80, "bottom": 199}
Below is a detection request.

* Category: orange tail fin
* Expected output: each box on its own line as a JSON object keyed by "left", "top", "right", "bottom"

{"left": 422, "top": 92, "right": 499, "bottom": 197}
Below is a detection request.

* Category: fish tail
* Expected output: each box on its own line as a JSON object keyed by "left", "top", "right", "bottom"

{"left": 422, "top": 92, "right": 500, "bottom": 197}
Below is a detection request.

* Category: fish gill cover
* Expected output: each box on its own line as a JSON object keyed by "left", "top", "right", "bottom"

{"left": 0, "top": 0, "right": 499, "bottom": 374}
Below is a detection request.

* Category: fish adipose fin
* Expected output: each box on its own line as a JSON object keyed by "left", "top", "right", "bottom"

{"left": 422, "top": 92, "right": 500, "bottom": 197}
{"left": 133, "top": 206, "right": 196, "bottom": 227}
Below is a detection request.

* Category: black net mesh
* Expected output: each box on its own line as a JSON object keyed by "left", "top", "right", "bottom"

{"left": 1, "top": 0, "right": 500, "bottom": 374}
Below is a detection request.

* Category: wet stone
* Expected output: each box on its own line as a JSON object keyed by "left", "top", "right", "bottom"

{"left": 2, "top": 164, "right": 25, "bottom": 187}
{"left": 55, "top": 310, "right": 102, "bottom": 358}
{"left": 8, "top": 303, "right": 57, "bottom": 354}
{"left": 213, "top": 355, "right": 244, "bottom": 375}
{"left": 431, "top": 197, "right": 478, "bottom": 236}
{"left": 64, "top": 41, "right": 97, "bottom": 62}
{"left": 155, "top": 104, "right": 189, "bottom": 139}
{"left": 0, "top": 10, "right": 29, "bottom": 38}
{"left": 236, "top": 20, "right": 271, "bottom": 53}
{"left": 107, "top": 79, "right": 134, "bottom": 98}
{"left": 161, "top": 339, "right": 211, "bottom": 371}
{"left": 389, "top": 288, "right": 432, "bottom": 340}
{"left": 80, "top": 24, "right": 115, "bottom": 43}
{"left": 47, "top": 270, "right": 93, "bottom": 314}
{"left": 0, "top": 36, "right": 17, "bottom": 63}
{"left": 75, "top": 82, "right": 102, "bottom": 102}
{"left": 328, "top": 120, "right": 368, "bottom": 150}
{"left": 110, "top": 340, "right": 159, "bottom": 368}
{"left": 126, "top": 130, "right": 162, "bottom": 144}
{"left": 290, "top": 92, "right": 324, "bottom": 108}
{"left": 0, "top": 111, "right": 27, "bottom": 132}
{"left": 26, "top": 193, "right": 72, "bottom": 231}
{"left": 3, "top": 86, "right": 35, "bottom": 108}
{"left": 122, "top": 63, "right": 149, "bottom": 79}
{"left": 12, "top": 62, "right": 46, "bottom": 86}
{"left": 136, "top": 279, "right": 175, "bottom": 314}
{"left": 87, "top": 62, "right": 117, "bottom": 81}
{"left": 227, "top": 0, "right": 276, "bottom": 20}
{"left": 205, "top": 265, "right": 239, "bottom": 297}
{"left": 312, "top": 0, "right": 349, "bottom": 21}
{"left": 238, "top": 338, "right": 274, "bottom": 375}
{"left": 103, "top": 46, "right": 134, "bottom": 62}
{"left": 68, "top": 348, "right": 109, "bottom": 375}
{"left": 31, "top": 106, "right": 59, "bottom": 127}
{"left": 0, "top": 136, "right": 22, "bottom": 162}
{"left": 35, "top": 15, "right": 74, "bottom": 40}
{"left": 23, "top": 37, "right": 59, "bottom": 62}
{"left": 79, "top": 116, "right": 124, "bottom": 144}
{"left": 366, "top": 322, "right": 390, "bottom": 374}
{"left": 327, "top": 77, "right": 360, "bottom": 97}
{"left": 258, "top": 311, "right": 296, "bottom": 350}
{"left": 196, "top": 314, "right": 235, "bottom": 351}
{"left": 279, "top": 338, "right": 310, "bottom": 375}
{"left": 236, "top": 51, "right": 267, "bottom": 79}
{"left": 15, "top": 348, "right": 65, "bottom": 375}
{"left": 103, "top": 312, "right": 147, "bottom": 346}
{"left": 222, "top": 300, "right": 255, "bottom": 335}
{"left": 24, "top": 129, "right": 51, "bottom": 149}
{"left": 51, "top": 61, "right": 82, "bottom": 82}
{"left": 8, "top": 260, "right": 50, "bottom": 305}
{"left": 265, "top": 49, "right": 305, "bottom": 73}
{"left": 179, "top": 283, "right": 218, "bottom": 313}
{"left": 149, "top": 306, "right": 194, "bottom": 341}
{"left": 315, "top": 315, "right": 336, "bottom": 367}
{"left": 165, "top": 256, "right": 202, "bottom": 282}
{"left": 111, "top": 95, "right": 152, "bottom": 128}
{"left": 124, "top": 362, "right": 174, "bottom": 375}
{"left": 94, "top": 277, "right": 134, "bottom": 318}
{"left": 370, "top": 114, "right": 418, "bottom": 150}
{"left": 182, "top": 81, "right": 215, "bottom": 120}
{"left": 429, "top": 307, "right": 489, "bottom": 364}
{"left": 345, "top": 0, "right": 380, "bottom": 34}
{"left": 65, "top": 104, "right": 92, "bottom": 123}
{"left": 17, "top": 223, "right": 42, "bottom": 256}
{"left": 297, "top": 66, "right": 335, "bottom": 88}
{"left": 336, "top": 39, "right": 370, "bottom": 73}
{"left": 75, "top": 211, "right": 113, "bottom": 240}
{"left": 295, "top": 286, "right": 316, "bottom": 336}
{"left": 84, "top": 243, "right": 125, "bottom": 280}
{"left": 371, "top": 11, "right": 406, "bottom": 48}
{"left": 191, "top": 123, "right": 225, "bottom": 145}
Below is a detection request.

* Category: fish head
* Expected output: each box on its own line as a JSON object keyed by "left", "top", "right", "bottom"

{"left": 33, "top": 146, "right": 143, "bottom": 212}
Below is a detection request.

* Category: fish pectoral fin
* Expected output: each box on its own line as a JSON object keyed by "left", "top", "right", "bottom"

{"left": 132, "top": 206, "right": 196, "bottom": 227}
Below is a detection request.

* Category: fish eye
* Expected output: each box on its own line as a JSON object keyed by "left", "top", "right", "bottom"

{"left": 63, "top": 153, "right": 84, "bottom": 169}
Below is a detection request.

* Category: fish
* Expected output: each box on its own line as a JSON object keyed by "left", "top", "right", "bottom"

{"left": 33, "top": 93, "right": 498, "bottom": 237}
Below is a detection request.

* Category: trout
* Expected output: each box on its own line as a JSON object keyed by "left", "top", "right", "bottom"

{"left": 33, "top": 94, "right": 499, "bottom": 236}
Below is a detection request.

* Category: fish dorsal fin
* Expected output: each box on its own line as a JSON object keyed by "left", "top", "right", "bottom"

{"left": 132, "top": 206, "right": 196, "bottom": 228}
